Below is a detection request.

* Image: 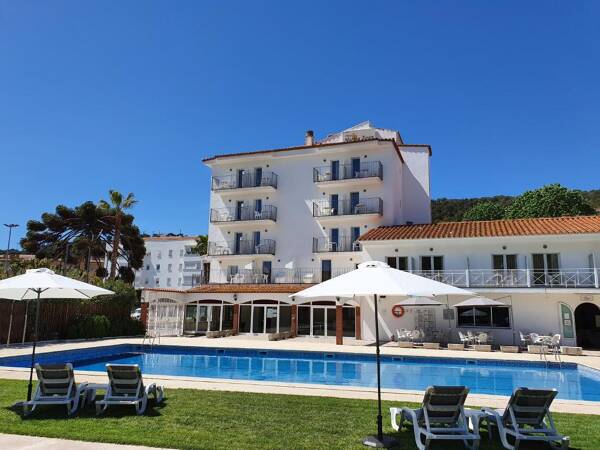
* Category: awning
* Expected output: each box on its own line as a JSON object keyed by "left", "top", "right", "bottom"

{"left": 454, "top": 297, "right": 507, "bottom": 308}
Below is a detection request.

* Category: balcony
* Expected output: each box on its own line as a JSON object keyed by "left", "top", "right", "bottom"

{"left": 313, "top": 161, "right": 383, "bottom": 186}
{"left": 211, "top": 171, "right": 278, "bottom": 192}
{"left": 208, "top": 239, "right": 276, "bottom": 256}
{"left": 210, "top": 205, "right": 277, "bottom": 225}
{"left": 313, "top": 236, "right": 361, "bottom": 253}
{"left": 206, "top": 267, "right": 354, "bottom": 284}
{"left": 411, "top": 269, "right": 599, "bottom": 289}
{"left": 313, "top": 197, "right": 383, "bottom": 220}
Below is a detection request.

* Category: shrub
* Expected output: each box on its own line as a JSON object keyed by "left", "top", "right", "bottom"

{"left": 67, "top": 315, "right": 111, "bottom": 339}
{"left": 109, "top": 317, "right": 146, "bottom": 337}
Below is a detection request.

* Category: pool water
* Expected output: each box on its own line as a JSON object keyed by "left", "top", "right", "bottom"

{"left": 2, "top": 345, "right": 599, "bottom": 401}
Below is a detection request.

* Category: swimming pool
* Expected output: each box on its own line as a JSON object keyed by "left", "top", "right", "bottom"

{"left": 2, "top": 344, "right": 599, "bottom": 401}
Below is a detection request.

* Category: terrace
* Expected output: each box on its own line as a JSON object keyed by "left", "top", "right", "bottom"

{"left": 211, "top": 171, "right": 278, "bottom": 192}
{"left": 313, "top": 160, "right": 383, "bottom": 185}
{"left": 312, "top": 197, "right": 383, "bottom": 218}
{"left": 208, "top": 239, "right": 276, "bottom": 256}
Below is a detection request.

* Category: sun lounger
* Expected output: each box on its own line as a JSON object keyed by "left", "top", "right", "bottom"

{"left": 22, "top": 363, "right": 89, "bottom": 416}
{"left": 480, "top": 388, "right": 569, "bottom": 450}
{"left": 95, "top": 364, "right": 164, "bottom": 415}
{"left": 390, "top": 385, "right": 480, "bottom": 450}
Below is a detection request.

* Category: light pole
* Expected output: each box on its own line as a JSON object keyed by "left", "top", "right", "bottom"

{"left": 3, "top": 223, "right": 19, "bottom": 274}
{"left": 4, "top": 223, "right": 19, "bottom": 347}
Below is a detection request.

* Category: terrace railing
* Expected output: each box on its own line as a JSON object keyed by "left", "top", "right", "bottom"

{"left": 313, "top": 161, "right": 383, "bottom": 182}
{"left": 204, "top": 267, "right": 355, "bottom": 284}
{"left": 211, "top": 171, "right": 278, "bottom": 191}
{"left": 207, "top": 239, "right": 276, "bottom": 256}
{"left": 312, "top": 197, "right": 383, "bottom": 217}
{"left": 210, "top": 205, "right": 277, "bottom": 223}
{"left": 412, "top": 268, "right": 599, "bottom": 289}
{"left": 312, "top": 237, "right": 361, "bottom": 253}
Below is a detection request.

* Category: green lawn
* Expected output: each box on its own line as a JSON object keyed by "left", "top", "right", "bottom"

{"left": 0, "top": 379, "right": 598, "bottom": 449}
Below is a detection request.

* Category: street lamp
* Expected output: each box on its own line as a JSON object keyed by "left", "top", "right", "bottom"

{"left": 3, "top": 223, "right": 19, "bottom": 274}
{"left": 4, "top": 223, "right": 19, "bottom": 347}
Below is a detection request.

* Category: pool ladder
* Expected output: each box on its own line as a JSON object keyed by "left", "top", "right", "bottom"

{"left": 539, "top": 344, "right": 562, "bottom": 367}
{"left": 142, "top": 331, "right": 161, "bottom": 349}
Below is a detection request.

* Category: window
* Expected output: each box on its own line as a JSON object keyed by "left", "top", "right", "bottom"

{"left": 457, "top": 306, "right": 510, "bottom": 328}
{"left": 180, "top": 249, "right": 184, "bottom": 257}
{"left": 421, "top": 256, "right": 443, "bottom": 271}
{"left": 492, "top": 254, "right": 517, "bottom": 270}
{"left": 144, "top": 279, "right": 149, "bottom": 285}
{"left": 178, "top": 264, "right": 183, "bottom": 272}
{"left": 168, "top": 264, "right": 172, "bottom": 272}
{"left": 177, "top": 278, "right": 182, "bottom": 287}
{"left": 145, "top": 265, "right": 150, "bottom": 271}
{"left": 155, "top": 278, "right": 160, "bottom": 286}
{"left": 168, "top": 249, "right": 173, "bottom": 258}
{"left": 146, "top": 251, "right": 151, "bottom": 257}
{"left": 166, "top": 278, "right": 171, "bottom": 287}
{"left": 157, "top": 251, "right": 162, "bottom": 259}
{"left": 386, "top": 257, "right": 408, "bottom": 271}
{"left": 156, "top": 264, "right": 161, "bottom": 272}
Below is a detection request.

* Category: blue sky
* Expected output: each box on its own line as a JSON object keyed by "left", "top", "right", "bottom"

{"left": 1, "top": 1, "right": 599, "bottom": 246}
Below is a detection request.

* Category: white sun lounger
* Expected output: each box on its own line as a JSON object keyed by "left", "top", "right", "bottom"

{"left": 22, "top": 363, "right": 89, "bottom": 416}
{"left": 95, "top": 364, "right": 164, "bottom": 415}
{"left": 390, "top": 385, "right": 481, "bottom": 450}
{"left": 481, "top": 388, "right": 569, "bottom": 450}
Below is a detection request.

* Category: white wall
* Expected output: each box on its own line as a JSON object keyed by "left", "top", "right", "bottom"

{"left": 400, "top": 146, "right": 431, "bottom": 224}
{"left": 135, "top": 239, "right": 201, "bottom": 289}
{"left": 206, "top": 139, "right": 420, "bottom": 277}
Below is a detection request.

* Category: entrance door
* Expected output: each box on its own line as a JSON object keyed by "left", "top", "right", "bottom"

{"left": 351, "top": 158, "right": 361, "bottom": 178}
{"left": 236, "top": 201, "right": 244, "bottom": 221}
{"left": 184, "top": 304, "right": 197, "bottom": 333}
{"left": 331, "top": 160, "right": 339, "bottom": 181}
{"left": 350, "top": 192, "right": 360, "bottom": 214}
{"left": 252, "top": 306, "right": 265, "bottom": 333}
{"left": 265, "top": 306, "right": 278, "bottom": 333}
{"left": 209, "top": 305, "right": 221, "bottom": 331}
{"left": 575, "top": 303, "right": 600, "bottom": 348}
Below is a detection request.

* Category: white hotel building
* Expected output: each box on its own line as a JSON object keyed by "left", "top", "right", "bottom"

{"left": 142, "top": 122, "right": 600, "bottom": 349}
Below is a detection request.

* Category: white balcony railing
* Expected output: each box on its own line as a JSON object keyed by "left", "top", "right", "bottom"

{"left": 411, "top": 268, "right": 599, "bottom": 289}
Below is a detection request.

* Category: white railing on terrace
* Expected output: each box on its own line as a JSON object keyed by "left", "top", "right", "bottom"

{"left": 412, "top": 268, "right": 599, "bottom": 289}
{"left": 203, "top": 267, "right": 355, "bottom": 285}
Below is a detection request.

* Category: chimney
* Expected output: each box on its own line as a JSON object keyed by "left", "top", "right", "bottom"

{"left": 305, "top": 130, "right": 314, "bottom": 146}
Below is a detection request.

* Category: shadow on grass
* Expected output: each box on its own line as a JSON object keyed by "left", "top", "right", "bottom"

{"left": 5, "top": 398, "right": 167, "bottom": 420}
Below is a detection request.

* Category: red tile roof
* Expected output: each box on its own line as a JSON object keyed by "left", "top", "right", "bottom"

{"left": 360, "top": 215, "right": 600, "bottom": 241}
{"left": 202, "top": 139, "right": 432, "bottom": 164}
{"left": 143, "top": 284, "right": 312, "bottom": 294}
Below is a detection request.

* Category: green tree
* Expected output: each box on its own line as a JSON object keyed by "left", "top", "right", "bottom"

{"left": 505, "top": 184, "right": 596, "bottom": 219}
{"left": 194, "top": 235, "right": 208, "bottom": 255}
{"left": 462, "top": 201, "right": 506, "bottom": 221}
{"left": 99, "top": 191, "right": 138, "bottom": 279}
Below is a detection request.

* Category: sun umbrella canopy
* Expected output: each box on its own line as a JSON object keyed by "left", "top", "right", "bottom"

{"left": 453, "top": 296, "right": 507, "bottom": 308}
{"left": 292, "top": 261, "right": 474, "bottom": 299}
{"left": 396, "top": 296, "right": 443, "bottom": 307}
{"left": 0, "top": 268, "right": 114, "bottom": 300}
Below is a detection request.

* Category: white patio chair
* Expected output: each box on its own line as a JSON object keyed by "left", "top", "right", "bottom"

{"left": 22, "top": 363, "right": 89, "bottom": 416}
{"left": 480, "top": 388, "right": 569, "bottom": 450}
{"left": 95, "top": 364, "right": 164, "bottom": 415}
{"left": 391, "top": 385, "right": 480, "bottom": 450}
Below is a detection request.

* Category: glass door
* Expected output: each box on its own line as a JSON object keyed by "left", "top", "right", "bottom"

{"left": 197, "top": 305, "right": 209, "bottom": 333}
{"left": 252, "top": 306, "right": 265, "bottom": 333}
{"left": 313, "top": 308, "right": 325, "bottom": 336}
{"left": 326, "top": 308, "right": 336, "bottom": 337}
{"left": 265, "top": 306, "right": 278, "bottom": 333}
{"left": 184, "top": 304, "right": 197, "bottom": 333}
{"left": 209, "top": 305, "right": 221, "bottom": 331}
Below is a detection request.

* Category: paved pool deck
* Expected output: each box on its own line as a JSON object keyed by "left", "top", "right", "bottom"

{"left": 0, "top": 433, "right": 172, "bottom": 449}
{"left": 1, "top": 335, "right": 599, "bottom": 415}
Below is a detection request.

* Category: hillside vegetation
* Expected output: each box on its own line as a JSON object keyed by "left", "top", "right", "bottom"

{"left": 432, "top": 188, "right": 599, "bottom": 223}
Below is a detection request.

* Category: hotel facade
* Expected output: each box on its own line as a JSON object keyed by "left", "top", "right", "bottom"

{"left": 141, "top": 122, "right": 600, "bottom": 348}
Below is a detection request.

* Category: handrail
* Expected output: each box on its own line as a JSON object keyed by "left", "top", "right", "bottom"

{"left": 313, "top": 160, "right": 383, "bottom": 182}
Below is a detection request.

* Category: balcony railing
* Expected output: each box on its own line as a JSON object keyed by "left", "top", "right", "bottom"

{"left": 313, "top": 161, "right": 383, "bottom": 183}
{"left": 182, "top": 265, "right": 202, "bottom": 273}
{"left": 313, "top": 236, "right": 361, "bottom": 253}
{"left": 201, "top": 267, "right": 354, "bottom": 284}
{"left": 210, "top": 205, "right": 277, "bottom": 223}
{"left": 411, "top": 268, "right": 599, "bottom": 289}
{"left": 207, "top": 239, "right": 276, "bottom": 256}
{"left": 313, "top": 197, "right": 383, "bottom": 217}
{"left": 211, "top": 171, "right": 278, "bottom": 191}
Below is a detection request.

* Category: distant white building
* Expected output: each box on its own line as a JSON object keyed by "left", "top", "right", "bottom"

{"left": 134, "top": 236, "right": 206, "bottom": 289}
{"left": 141, "top": 122, "right": 600, "bottom": 349}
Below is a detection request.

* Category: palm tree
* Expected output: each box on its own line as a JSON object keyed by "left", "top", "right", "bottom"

{"left": 99, "top": 190, "right": 138, "bottom": 279}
